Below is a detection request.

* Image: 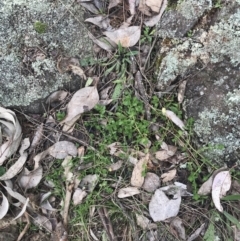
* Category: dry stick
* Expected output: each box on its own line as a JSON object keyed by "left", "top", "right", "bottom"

{"left": 103, "top": 207, "right": 116, "bottom": 241}
{"left": 16, "top": 212, "right": 30, "bottom": 241}
{"left": 97, "top": 207, "right": 114, "bottom": 241}
{"left": 63, "top": 183, "right": 74, "bottom": 228}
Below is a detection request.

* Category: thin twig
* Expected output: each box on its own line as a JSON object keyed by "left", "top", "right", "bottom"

{"left": 16, "top": 212, "right": 30, "bottom": 241}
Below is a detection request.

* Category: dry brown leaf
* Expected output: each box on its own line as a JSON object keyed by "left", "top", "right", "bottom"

{"left": 104, "top": 26, "right": 141, "bottom": 47}
{"left": 46, "top": 90, "right": 68, "bottom": 106}
{"left": 155, "top": 150, "right": 171, "bottom": 161}
{"left": 161, "top": 169, "right": 177, "bottom": 183}
{"left": 136, "top": 213, "right": 157, "bottom": 230}
{"left": 139, "top": 0, "right": 151, "bottom": 16}
{"left": 187, "top": 223, "right": 205, "bottom": 241}
{"left": 19, "top": 166, "right": 43, "bottom": 190}
{"left": 212, "top": 170, "right": 231, "bottom": 212}
{"left": 61, "top": 87, "right": 99, "bottom": 129}
{"left": 108, "top": 160, "right": 123, "bottom": 172}
{"left": 162, "top": 108, "right": 185, "bottom": 130}
{"left": 131, "top": 154, "right": 149, "bottom": 187}
{"left": 29, "top": 124, "right": 43, "bottom": 153}
{"left": 129, "top": 0, "right": 136, "bottom": 15}
{"left": 118, "top": 187, "right": 140, "bottom": 198}
{"left": 72, "top": 188, "right": 88, "bottom": 205}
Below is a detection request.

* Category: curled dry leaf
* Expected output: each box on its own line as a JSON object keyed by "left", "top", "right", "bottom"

{"left": 162, "top": 108, "right": 185, "bottom": 130}
{"left": 131, "top": 154, "right": 149, "bottom": 187}
{"left": 61, "top": 87, "right": 99, "bottom": 130}
{"left": 212, "top": 171, "right": 231, "bottom": 212}
{"left": 161, "top": 169, "right": 177, "bottom": 183}
{"left": 118, "top": 187, "right": 140, "bottom": 198}
{"left": 72, "top": 188, "right": 88, "bottom": 205}
{"left": 149, "top": 188, "right": 181, "bottom": 222}
{"left": 104, "top": 26, "right": 141, "bottom": 47}
{"left": 198, "top": 167, "right": 227, "bottom": 195}
{"left": 13, "top": 198, "right": 29, "bottom": 221}
{"left": 0, "top": 191, "right": 9, "bottom": 219}
{"left": 0, "top": 107, "right": 22, "bottom": 165}
{"left": 0, "top": 138, "right": 30, "bottom": 181}
{"left": 19, "top": 166, "right": 43, "bottom": 190}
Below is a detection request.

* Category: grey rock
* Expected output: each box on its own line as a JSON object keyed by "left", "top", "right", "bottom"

{"left": 155, "top": 0, "right": 240, "bottom": 166}
{"left": 157, "top": 0, "right": 212, "bottom": 38}
{"left": 142, "top": 172, "right": 160, "bottom": 192}
{"left": 0, "top": 0, "right": 93, "bottom": 113}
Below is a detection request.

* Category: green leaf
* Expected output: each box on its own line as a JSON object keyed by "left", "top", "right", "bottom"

{"left": 203, "top": 222, "right": 215, "bottom": 241}
{"left": 222, "top": 195, "right": 240, "bottom": 201}
{"left": 112, "top": 83, "right": 123, "bottom": 100}
{"left": 223, "top": 211, "right": 240, "bottom": 229}
{"left": 104, "top": 63, "right": 117, "bottom": 76}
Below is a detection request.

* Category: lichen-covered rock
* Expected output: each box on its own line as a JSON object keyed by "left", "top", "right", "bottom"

{"left": 155, "top": 0, "right": 240, "bottom": 166}
{"left": 157, "top": 0, "right": 212, "bottom": 38}
{"left": 0, "top": 0, "right": 92, "bottom": 113}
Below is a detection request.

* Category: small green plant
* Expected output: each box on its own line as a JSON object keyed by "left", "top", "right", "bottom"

{"left": 140, "top": 26, "right": 155, "bottom": 44}
{"left": 56, "top": 111, "right": 66, "bottom": 121}
{"left": 214, "top": 0, "right": 222, "bottom": 8}
{"left": 34, "top": 21, "right": 48, "bottom": 34}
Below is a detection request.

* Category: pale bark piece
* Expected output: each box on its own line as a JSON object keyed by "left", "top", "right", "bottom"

{"left": 142, "top": 172, "right": 160, "bottom": 192}
{"left": 19, "top": 166, "right": 43, "bottom": 190}
{"left": 162, "top": 108, "right": 185, "bottom": 130}
{"left": 104, "top": 26, "right": 141, "bottom": 47}
{"left": 149, "top": 189, "right": 181, "bottom": 222}
{"left": 212, "top": 171, "right": 231, "bottom": 212}
{"left": 72, "top": 188, "right": 88, "bottom": 205}
{"left": 161, "top": 169, "right": 177, "bottom": 183}
{"left": 146, "top": 0, "right": 163, "bottom": 12}
{"left": 0, "top": 191, "right": 9, "bottom": 219}
{"left": 61, "top": 86, "right": 99, "bottom": 127}
{"left": 118, "top": 187, "right": 140, "bottom": 198}
{"left": 131, "top": 154, "right": 149, "bottom": 187}
{"left": 0, "top": 138, "right": 30, "bottom": 180}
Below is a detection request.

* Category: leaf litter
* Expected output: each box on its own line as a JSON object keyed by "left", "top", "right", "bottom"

{"left": 2, "top": 0, "right": 236, "bottom": 240}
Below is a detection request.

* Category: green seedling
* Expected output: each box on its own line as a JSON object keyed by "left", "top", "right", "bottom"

{"left": 34, "top": 21, "right": 48, "bottom": 34}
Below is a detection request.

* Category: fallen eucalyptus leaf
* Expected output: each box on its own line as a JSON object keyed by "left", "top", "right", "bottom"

{"left": 161, "top": 169, "right": 177, "bottom": 183}
{"left": 212, "top": 171, "right": 231, "bottom": 212}
{"left": 108, "top": 160, "right": 123, "bottom": 172}
{"left": 162, "top": 108, "right": 185, "bottom": 131}
{"left": 136, "top": 213, "right": 157, "bottom": 230}
{"left": 187, "top": 223, "right": 205, "bottom": 241}
{"left": 85, "top": 16, "right": 112, "bottom": 30}
{"left": 61, "top": 87, "right": 99, "bottom": 130}
{"left": 0, "top": 191, "right": 9, "bottom": 219}
{"left": 32, "top": 213, "right": 52, "bottom": 231}
{"left": 0, "top": 138, "right": 30, "bottom": 180}
{"left": 170, "top": 217, "right": 186, "bottom": 240}
{"left": 104, "top": 26, "right": 141, "bottom": 47}
{"left": 118, "top": 187, "right": 140, "bottom": 198}
{"left": 131, "top": 154, "right": 149, "bottom": 187}
{"left": 145, "top": 0, "right": 163, "bottom": 12}
{"left": 13, "top": 198, "right": 29, "bottom": 221}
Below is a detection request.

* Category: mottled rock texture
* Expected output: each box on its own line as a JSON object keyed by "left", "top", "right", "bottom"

{"left": 0, "top": 0, "right": 92, "bottom": 113}
{"left": 156, "top": 0, "right": 240, "bottom": 166}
